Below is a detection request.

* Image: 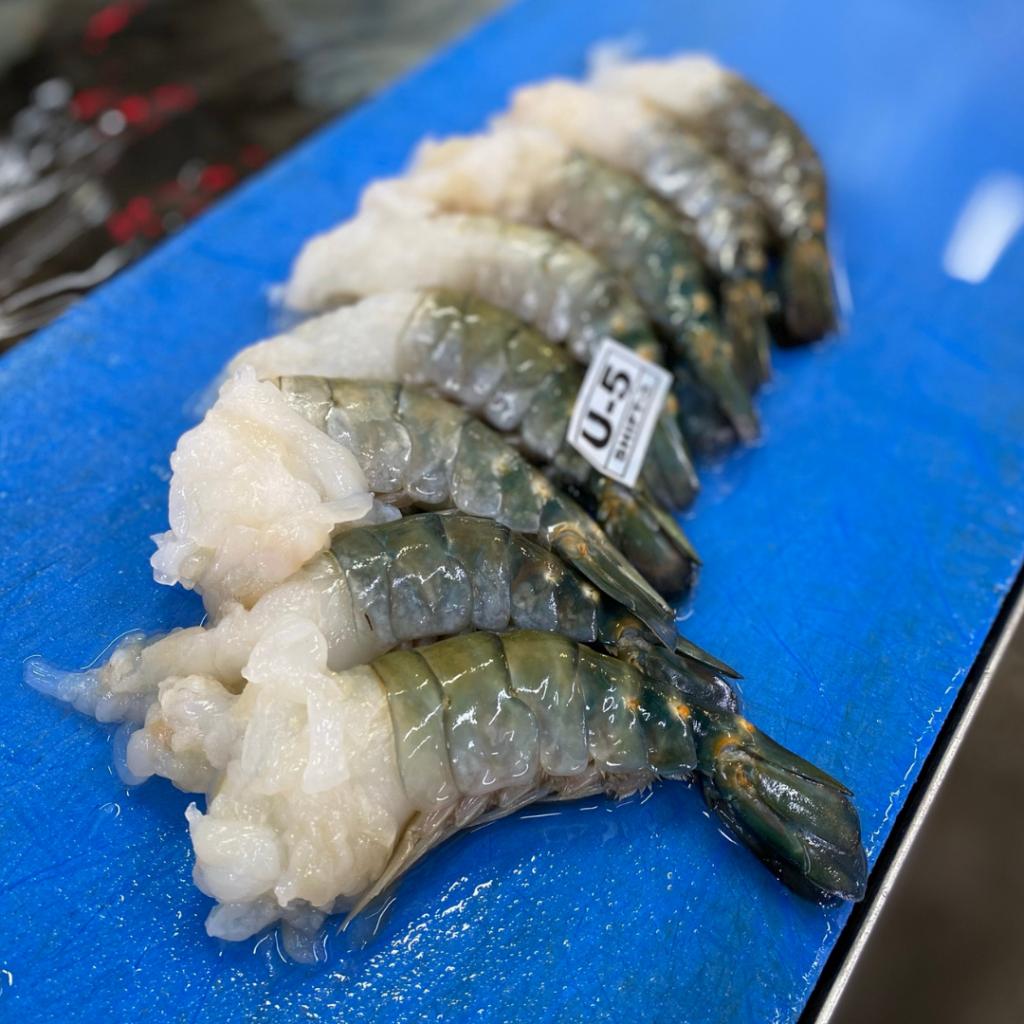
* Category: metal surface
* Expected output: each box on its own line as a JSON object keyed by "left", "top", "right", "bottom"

{"left": 808, "top": 579, "right": 1024, "bottom": 1023}
{"left": 2, "top": 0, "right": 1024, "bottom": 1021}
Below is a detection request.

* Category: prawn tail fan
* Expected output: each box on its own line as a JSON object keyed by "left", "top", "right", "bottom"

{"left": 779, "top": 235, "right": 838, "bottom": 345}
{"left": 541, "top": 493, "right": 680, "bottom": 650}
{"left": 720, "top": 278, "right": 772, "bottom": 388}
{"left": 691, "top": 701, "right": 868, "bottom": 901}
{"left": 593, "top": 479, "right": 700, "bottom": 601}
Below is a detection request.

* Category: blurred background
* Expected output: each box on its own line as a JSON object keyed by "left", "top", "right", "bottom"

{"left": 0, "top": 2, "right": 1020, "bottom": 1021}
{"left": 0, "top": 0, "right": 502, "bottom": 347}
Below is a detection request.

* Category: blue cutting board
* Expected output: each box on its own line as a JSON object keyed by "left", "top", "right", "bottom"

{"left": 3, "top": 0, "right": 1024, "bottom": 1021}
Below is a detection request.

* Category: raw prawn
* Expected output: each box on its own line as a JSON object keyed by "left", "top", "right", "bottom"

{"left": 283, "top": 375, "right": 697, "bottom": 605}
{"left": 231, "top": 290, "right": 696, "bottom": 509}
{"left": 26, "top": 511, "right": 737, "bottom": 728}
{"left": 283, "top": 210, "right": 702, "bottom": 489}
{"left": 153, "top": 370, "right": 680, "bottom": 644}
{"left": 367, "top": 125, "right": 758, "bottom": 439}
{"left": 103, "top": 623, "right": 866, "bottom": 943}
{"left": 229, "top": 291, "right": 700, "bottom": 593}
{"left": 506, "top": 79, "right": 773, "bottom": 390}
{"left": 594, "top": 54, "right": 837, "bottom": 343}
{"left": 286, "top": 209, "right": 665, "bottom": 365}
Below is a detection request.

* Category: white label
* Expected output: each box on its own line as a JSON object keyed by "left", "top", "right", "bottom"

{"left": 566, "top": 339, "right": 673, "bottom": 488}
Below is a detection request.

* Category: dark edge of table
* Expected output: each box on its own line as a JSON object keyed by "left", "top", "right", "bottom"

{"left": 800, "top": 563, "right": 1024, "bottom": 1022}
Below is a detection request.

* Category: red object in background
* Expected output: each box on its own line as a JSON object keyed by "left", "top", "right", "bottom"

{"left": 70, "top": 86, "right": 115, "bottom": 120}
{"left": 85, "top": 2, "right": 139, "bottom": 43}
{"left": 117, "top": 94, "right": 150, "bottom": 124}
{"left": 199, "top": 163, "right": 238, "bottom": 193}
{"left": 106, "top": 210, "right": 137, "bottom": 245}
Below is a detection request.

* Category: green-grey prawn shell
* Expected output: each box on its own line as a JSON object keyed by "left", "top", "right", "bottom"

{"left": 286, "top": 210, "right": 664, "bottom": 367}
{"left": 397, "top": 123, "right": 760, "bottom": 431}
{"left": 601, "top": 57, "right": 837, "bottom": 342}
{"left": 505, "top": 79, "right": 773, "bottom": 387}
{"left": 400, "top": 289, "right": 699, "bottom": 509}
{"left": 371, "top": 630, "right": 686, "bottom": 807}
{"left": 362, "top": 629, "right": 866, "bottom": 911}
{"left": 639, "top": 120, "right": 768, "bottom": 281}
{"left": 689, "top": 73, "right": 836, "bottom": 343}
{"left": 691, "top": 702, "right": 867, "bottom": 900}
{"left": 637, "top": 124, "right": 773, "bottom": 385}
{"left": 541, "top": 152, "right": 759, "bottom": 439}
{"left": 672, "top": 362, "right": 738, "bottom": 457}
{"left": 285, "top": 209, "right": 704, "bottom": 481}
{"left": 279, "top": 376, "right": 680, "bottom": 646}
{"left": 332, "top": 511, "right": 602, "bottom": 652}
{"left": 593, "top": 477, "right": 699, "bottom": 599}
{"left": 690, "top": 71, "right": 827, "bottom": 243}
{"left": 327, "top": 510, "right": 737, "bottom": 709}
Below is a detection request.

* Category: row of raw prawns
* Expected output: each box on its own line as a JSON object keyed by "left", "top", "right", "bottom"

{"left": 27, "top": 54, "right": 864, "bottom": 959}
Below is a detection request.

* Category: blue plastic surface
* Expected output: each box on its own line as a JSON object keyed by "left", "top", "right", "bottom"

{"left": 3, "top": 0, "right": 1024, "bottom": 1020}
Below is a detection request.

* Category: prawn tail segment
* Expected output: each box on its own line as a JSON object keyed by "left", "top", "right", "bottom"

{"left": 689, "top": 700, "right": 868, "bottom": 901}
{"left": 642, "top": 403, "right": 700, "bottom": 510}
{"left": 594, "top": 478, "right": 699, "bottom": 601}
{"left": 540, "top": 492, "right": 680, "bottom": 650}
{"left": 680, "top": 324, "right": 760, "bottom": 443}
{"left": 720, "top": 278, "right": 772, "bottom": 389}
{"left": 366, "top": 631, "right": 865, "bottom": 914}
{"left": 671, "top": 363, "right": 737, "bottom": 458}
{"left": 597, "top": 616, "right": 740, "bottom": 713}
{"left": 778, "top": 235, "right": 838, "bottom": 345}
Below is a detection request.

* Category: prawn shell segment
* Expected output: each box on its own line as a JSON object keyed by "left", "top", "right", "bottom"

{"left": 369, "top": 648, "right": 460, "bottom": 810}
{"left": 506, "top": 530, "right": 601, "bottom": 639}
{"left": 636, "top": 684, "right": 699, "bottom": 775}
{"left": 402, "top": 290, "right": 586, "bottom": 472}
{"left": 332, "top": 514, "right": 475, "bottom": 650}
{"left": 451, "top": 419, "right": 550, "bottom": 534}
{"left": 577, "top": 647, "right": 650, "bottom": 773}
{"left": 388, "top": 632, "right": 543, "bottom": 800}
{"left": 425, "top": 513, "right": 515, "bottom": 630}
{"left": 499, "top": 630, "right": 590, "bottom": 776}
